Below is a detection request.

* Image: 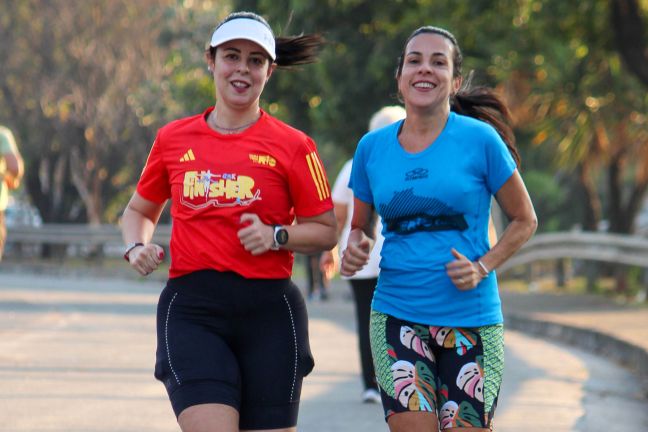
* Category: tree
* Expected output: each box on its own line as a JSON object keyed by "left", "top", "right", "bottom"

{"left": 0, "top": 0, "right": 229, "bottom": 224}
{"left": 611, "top": 0, "right": 648, "bottom": 86}
{"left": 0, "top": 1, "right": 170, "bottom": 223}
{"left": 608, "top": 0, "right": 648, "bottom": 232}
{"left": 490, "top": 1, "right": 648, "bottom": 236}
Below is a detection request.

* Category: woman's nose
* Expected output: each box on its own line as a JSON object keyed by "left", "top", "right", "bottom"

{"left": 237, "top": 59, "right": 250, "bottom": 73}
{"left": 418, "top": 61, "right": 433, "bottom": 74}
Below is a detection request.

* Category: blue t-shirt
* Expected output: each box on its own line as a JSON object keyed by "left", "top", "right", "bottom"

{"left": 349, "top": 112, "right": 516, "bottom": 327}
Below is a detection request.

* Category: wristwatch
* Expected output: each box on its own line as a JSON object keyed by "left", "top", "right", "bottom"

{"left": 271, "top": 225, "right": 289, "bottom": 250}
{"left": 123, "top": 242, "right": 144, "bottom": 262}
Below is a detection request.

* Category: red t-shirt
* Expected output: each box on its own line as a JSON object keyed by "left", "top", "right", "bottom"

{"left": 137, "top": 107, "right": 333, "bottom": 279}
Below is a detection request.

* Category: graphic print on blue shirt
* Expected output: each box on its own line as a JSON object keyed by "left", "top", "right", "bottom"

{"left": 405, "top": 168, "right": 428, "bottom": 181}
{"left": 380, "top": 188, "right": 467, "bottom": 235}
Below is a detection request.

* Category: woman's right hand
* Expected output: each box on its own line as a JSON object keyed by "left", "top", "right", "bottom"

{"left": 340, "top": 228, "right": 372, "bottom": 277}
{"left": 128, "top": 243, "right": 165, "bottom": 276}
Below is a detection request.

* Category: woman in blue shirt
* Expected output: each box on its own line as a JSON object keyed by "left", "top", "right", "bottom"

{"left": 341, "top": 26, "right": 537, "bottom": 432}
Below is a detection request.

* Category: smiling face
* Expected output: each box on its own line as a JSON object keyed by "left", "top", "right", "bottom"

{"left": 397, "top": 32, "right": 462, "bottom": 112}
{"left": 208, "top": 39, "right": 275, "bottom": 112}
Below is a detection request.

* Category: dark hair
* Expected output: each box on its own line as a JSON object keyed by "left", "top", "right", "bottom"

{"left": 207, "top": 11, "right": 324, "bottom": 68}
{"left": 396, "top": 26, "right": 520, "bottom": 168}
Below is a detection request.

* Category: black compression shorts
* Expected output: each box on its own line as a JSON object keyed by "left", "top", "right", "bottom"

{"left": 154, "top": 269, "right": 314, "bottom": 429}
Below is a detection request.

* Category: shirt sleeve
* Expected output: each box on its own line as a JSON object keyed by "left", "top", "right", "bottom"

{"left": 331, "top": 159, "right": 353, "bottom": 205}
{"left": 483, "top": 125, "right": 517, "bottom": 195}
{"left": 288, "top": 136, "right": 334, "bottom": 217}
{"left": 136, "top": 131, "right": 171, "bottom": 204}
{"left": 348, "top": 134, "right": 374, "bottom": 205}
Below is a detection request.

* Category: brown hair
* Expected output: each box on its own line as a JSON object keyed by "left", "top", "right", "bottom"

{"left": 207, "top": 11, "right": 324, "bottom": 68}
{"left": 396, "top": 26, "right": 521, "bottom": 168}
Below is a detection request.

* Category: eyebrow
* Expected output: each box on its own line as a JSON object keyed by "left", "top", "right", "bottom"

{"left": 222, "top": 46, "right": 266, "bottom": 56}
{"left": 406, "top": 51, "right": 447, "bottom": 57}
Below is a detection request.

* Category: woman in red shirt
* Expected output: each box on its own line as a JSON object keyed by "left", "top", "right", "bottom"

{"left": 121, "top": 11, "right": 336, "bottom": 432}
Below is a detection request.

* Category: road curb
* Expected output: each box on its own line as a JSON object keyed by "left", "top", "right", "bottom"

{"left": 505, "top": 312, "right": 648, "bottom": 393}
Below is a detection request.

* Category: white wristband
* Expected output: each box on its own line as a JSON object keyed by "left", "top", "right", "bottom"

{"left": 477, "top": 259, "right": 490, "bottom": 277}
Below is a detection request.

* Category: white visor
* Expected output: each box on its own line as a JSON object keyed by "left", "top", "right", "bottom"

{"left": 210, "top": 18, "right": 276, "bottom": 61}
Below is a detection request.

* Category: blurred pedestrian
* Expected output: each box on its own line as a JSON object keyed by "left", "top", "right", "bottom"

{"left": 320, "top": 105, "right": 405, "bottom": 403}
{"left": 121, "top": 11, "right": 336, "bottom": 432}
{"left": 305, "top": 252, "right": 330, "bottom": 300}
{"left": 0, "top": 126, "right": 24, "bottom": 261}
{"left": 341, "top": 26, "right": 537, "bottom": 432}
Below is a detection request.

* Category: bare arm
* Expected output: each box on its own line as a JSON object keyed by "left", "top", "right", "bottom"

{"left": 483, "top": 170, "right": 537, "bottom": 271}
{"left": 289, "top": 209, "right": 338, "bottom": 253}
{"left": 319, "top": 201, "right": 347, "bottom": 275}
{"left": 121, "top": 192, "right": 166, "bottom": 275}
{"left": 237, "top": 209, "right": 337, "bottom": 256}
{"left": 333, "top": 202, "right": 348, "bottom": 239}
{"left": 340, "top": 198, "right": 375, "bottom": 276}
{"left": 446, "top": 170, "right": 537, "bottom": 289}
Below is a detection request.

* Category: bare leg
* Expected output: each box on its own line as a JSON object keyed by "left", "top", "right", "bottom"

{"left": 178, "top": 403, "right": 239, "bottom": 432}
{"left": 386, "top": 410, "right": 492, "bottom": 432}
{"left": 445, "top": 428, "right": 490, "bottom": 432}
{"left": 178, "top": 403, "right": 299, "bottom": 432}
{"left": 241, "top": 428, "right": 297, "bottom": 432}
{"left": 387, "top": 412, "right": 439, "bottom": 432}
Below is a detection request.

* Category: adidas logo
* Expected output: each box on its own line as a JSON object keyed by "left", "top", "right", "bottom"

{"left": 179, "top": 149, "right": 196, "bottom": 162}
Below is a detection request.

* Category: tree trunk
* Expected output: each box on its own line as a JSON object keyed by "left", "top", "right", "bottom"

{"left": 70, "top": 147, "right": 101, "bottom": 226}
{"left": 577, "top": 162, "right": 601, "bottom": 231}
{"left": 605, "top": 144, "right": 648, "bottom": 293}
{"left": 611, "top": 0, "right": 648, "bottom": 86}
{"left": 607, "top": 151, "right": 625, "bottom": 232}
{"left": 577, "top": 162, "right": 601, "bottom": 292}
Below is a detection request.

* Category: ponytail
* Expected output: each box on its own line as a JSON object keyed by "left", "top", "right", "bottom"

{"left": 275, "top": 34, "right": 324, "bottom": 67}
{"left": 452, "top": 87, "right": 521, "bottom": 168}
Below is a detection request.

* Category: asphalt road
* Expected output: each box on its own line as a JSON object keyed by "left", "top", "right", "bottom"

{"left": 0, "top": 273, "right": 646, "bottom": 431}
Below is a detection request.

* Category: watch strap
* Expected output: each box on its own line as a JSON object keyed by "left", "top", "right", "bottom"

{"left": 124, "top": 242, "right": 144, "bottom": 262}
{"left": 271, "top": 225, "right": 281, "bottom": 250}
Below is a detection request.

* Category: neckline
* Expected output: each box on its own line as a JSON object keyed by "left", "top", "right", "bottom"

{"left": 395, "top": 112, "right": 454, "bottom": 157}
{"left": 202, "top": 107, "right": 265, "bottom": 137}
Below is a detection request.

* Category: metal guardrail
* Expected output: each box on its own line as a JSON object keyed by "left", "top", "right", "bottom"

{"left": 5, "top": 224, "right": 171, "bottom": 257}
{"left": 499, "top": 231, "right": 648, "bottom": 272}
{"left": 5, "top": 225, "right": 648, "bottom": 268}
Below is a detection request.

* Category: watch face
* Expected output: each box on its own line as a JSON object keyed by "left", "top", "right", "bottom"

{"left": 276, "top": 228, "right": 289, "bottom": 245}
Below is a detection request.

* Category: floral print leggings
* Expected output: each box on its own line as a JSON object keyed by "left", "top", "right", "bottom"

{"left": 370, "top": 310, "right": 504, "bottom": 430}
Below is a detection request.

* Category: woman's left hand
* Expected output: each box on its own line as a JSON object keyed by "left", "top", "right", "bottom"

{"left": 237, "top": 213, "right": 274, "bottom": 255}
{"left": 319, "top": 249, "right": 338, "bottom": 280}
{"left": 446, "top": 248, "right": 483, "bottom": 291}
